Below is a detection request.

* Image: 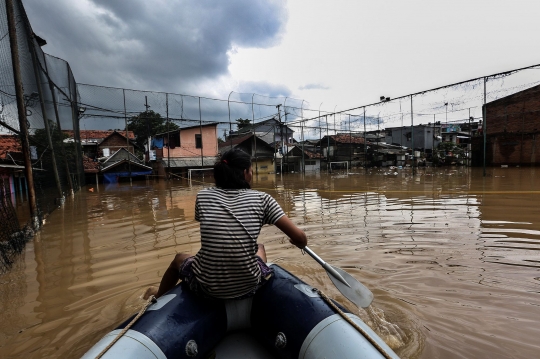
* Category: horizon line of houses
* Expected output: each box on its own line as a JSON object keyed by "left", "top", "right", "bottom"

{"left": 2, "top": 83, "right": 540, "bottom": 199}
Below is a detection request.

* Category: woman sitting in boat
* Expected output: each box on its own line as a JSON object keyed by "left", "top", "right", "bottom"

{"left": 151, "top": 148, "right": 307, "bottom": 300}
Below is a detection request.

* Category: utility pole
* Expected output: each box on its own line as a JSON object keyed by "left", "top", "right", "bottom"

{"left": 6, "top": 0, "right": 38, "bottom": 228}
{"left": 199, "top": 97, "right": 203, "bottom": 168}
{"left": 144, "top": 96, "right": 151, "bottom": 157}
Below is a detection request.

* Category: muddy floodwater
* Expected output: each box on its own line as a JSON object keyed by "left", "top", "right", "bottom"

{"left": 1, "top": 167, "right": 540, "bottom": 358}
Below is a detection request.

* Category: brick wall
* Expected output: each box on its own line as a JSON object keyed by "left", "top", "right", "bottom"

{"left": 482, "top": 85, "right": 540, "bottom": 165}
{"left": 490, "top": 133, "right": 539, "bottom": 165}
{"left": 485, "top": 85, "right": 540, "bottom": 135}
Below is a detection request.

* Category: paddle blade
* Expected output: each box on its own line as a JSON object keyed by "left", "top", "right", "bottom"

{"left": 326, "top": 265, "right": 374, "bottom": 308}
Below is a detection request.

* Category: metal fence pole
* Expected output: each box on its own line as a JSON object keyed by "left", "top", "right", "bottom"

{"left": 27, "top": 31, "right": 64, "bottom": 204}
{"left": 301, "top": 100, "right": 305, "bottom": 174}
{"left": 411, "top": 95, "right": 415, "bottom": 175}
{"left": 252, "top": 93, "right": 257, "bottom": 174}
{"left": 199, "top": 97, "right": 203, "bottom": 168}
{"left": 123, "top": 89, "right": 132, "bottom": 185}
{"left": 6, "top": 0, "right": 38, "bottom": 226}
{"left": 42, "top": 56, "right": 74, "bottom": 195}
{"left": 363, "top": 107, "right": 366, "bottom": 170}
{"left": 166, "top": 93, "right": 170, "bottom": 179}
{"left": 67, "top": 63, "right": 82, "bottom": 190}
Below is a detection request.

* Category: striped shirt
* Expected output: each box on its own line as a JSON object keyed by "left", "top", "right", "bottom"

{"left": 192, "top": 187, "right": 285, "bottom": 299}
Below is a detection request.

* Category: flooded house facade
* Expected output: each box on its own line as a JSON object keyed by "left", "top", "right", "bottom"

{"left": 152, "top": 123, "right": 219, "bottom": 175}
{"left": 0, "top": 135, "right": 25, "bottom": 203}
{"left": 219, "top": 134, "right": 275, "bottom": 174}
{"left": 385, "top": 124, "right": 442, "bottom": 153}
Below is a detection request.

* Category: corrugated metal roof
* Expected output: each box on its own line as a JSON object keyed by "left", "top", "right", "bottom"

{"left": 64, "top": 130, "right": 135, "bottom": 140}
{"left": 101, "top": 159, "right": 152, "bottom": 172}
{"left": 163, "top": 157, "right": 218, "bottom": 168}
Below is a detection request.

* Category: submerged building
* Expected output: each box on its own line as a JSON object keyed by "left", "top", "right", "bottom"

{"left": 481, "top": 84, "right": 540, "bottom": 166}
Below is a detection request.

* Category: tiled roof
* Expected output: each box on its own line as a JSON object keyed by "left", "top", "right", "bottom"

{"left": 330, "top": 135, "right": 366, "bottom": 144}
{"left": 0, "top": 135, "right": 21, "bottom": 160}
{"left": 219, "top": 133, "right": 254, "bottom": 149}
{"left": 64, "top": 130, "right": 135, "bottom": 140}
{"left": 303, "top": 149, "right": 323, "bottom": 159}
{"left": 82, "top": 155, "right": 99, "bottom": 173}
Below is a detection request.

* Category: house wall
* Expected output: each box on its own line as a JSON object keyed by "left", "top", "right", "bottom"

{"left": 164, "top": 126, "right": 217, "bottom": 158}
{"left": 386, "top": 126, "right": 441, "bottom": 150}
{"left": 236, "top": 120, "right": 294, "bottom": 145}
{"left": 99, "top": 134, "right": 134, "bottom": 155}
{"left": 304, "top": 159, "right": 320, "bottom": 171}
{"left": 253, "top": 158, "right": 274, "bottom": 174}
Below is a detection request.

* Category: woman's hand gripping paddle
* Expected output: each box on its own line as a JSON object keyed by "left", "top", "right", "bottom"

{"left": 303, "top": 246, "right": 374, "bottom": 308}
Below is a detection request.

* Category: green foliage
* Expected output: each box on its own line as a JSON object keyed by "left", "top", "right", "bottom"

{"left": 433, "top": 141, "right": 465, "bottom": 165}
{"left": 236, "top": 118, "right": 251, "bottom": 130}
{"left": 127, "top": 110, "right": 179, "bottom": 148}
{"left": 30, "top": 119, "right": 78, "bottom": 169}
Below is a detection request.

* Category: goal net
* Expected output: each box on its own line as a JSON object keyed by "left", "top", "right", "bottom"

{"left": 187, "top": 168, "right": 214, "bottom": 184}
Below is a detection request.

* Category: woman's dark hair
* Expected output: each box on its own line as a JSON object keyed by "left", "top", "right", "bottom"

{"left": 214, "top": 148, "right": 252, "bottom": 189}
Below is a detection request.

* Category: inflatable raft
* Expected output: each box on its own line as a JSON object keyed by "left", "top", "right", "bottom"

{"left": 82, "top": 264, "right": 399, "bottom": 359}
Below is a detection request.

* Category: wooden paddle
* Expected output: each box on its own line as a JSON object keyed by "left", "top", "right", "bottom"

{"left": 303, "top": 246, "right": 374, "bottom": 308}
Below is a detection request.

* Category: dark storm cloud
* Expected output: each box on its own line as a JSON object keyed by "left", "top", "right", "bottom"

{"left": 22, "top": 0, "right": 288, "bottom": 93}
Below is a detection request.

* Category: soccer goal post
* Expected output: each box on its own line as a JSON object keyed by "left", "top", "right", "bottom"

{"left": 187, "top": 168, "right": 214, "bottom": 184}
{"left": 328, "top": 161, "right": 349, "bottom": 173}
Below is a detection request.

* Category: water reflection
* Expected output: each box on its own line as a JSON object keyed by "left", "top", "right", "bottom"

{"left": 1, "top": 167, "right": 540, "bottom": 358}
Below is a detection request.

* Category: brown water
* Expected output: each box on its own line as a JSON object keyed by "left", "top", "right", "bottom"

{"left": 1, "top": 167, "right": 540, "bottom": 359}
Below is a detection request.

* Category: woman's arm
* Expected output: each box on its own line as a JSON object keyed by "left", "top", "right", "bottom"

{"left": 274, "top": 215, "right": 307, "bottom": 249}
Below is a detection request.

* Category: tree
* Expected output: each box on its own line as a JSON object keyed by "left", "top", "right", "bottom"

{"left": 127, "top": 110, "right": 179, "bottom": 148}
{"left": 236, "top": 118, "right": 251, "bottom": 130}
{"left": 30, "top": 119, "right": 78, "bottom": 175}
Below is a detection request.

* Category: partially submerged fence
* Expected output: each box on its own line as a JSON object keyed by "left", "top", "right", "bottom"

{"left": 78, "top": 63, "right": 540, "bottom": 174}
{"left": 0, "top": 0, "right": 84, "bottom": 272}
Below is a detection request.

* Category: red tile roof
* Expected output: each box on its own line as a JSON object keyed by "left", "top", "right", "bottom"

{"left": 0, "top": 135, "right": 21, "bottom": 160}
{"left": 82, "top": 155, "right": 99, "bottom": 173}
{"left": 303, "top": 149, "right": 322, "bottom": 159}
{"left": 330, "top": 135, "right": 366, "bottom": 144}
{"left": 64, "top": 130, "right": 135, "bottom": 140}
{"left": 218, "top": 133, "right": 254, "bottom": 149}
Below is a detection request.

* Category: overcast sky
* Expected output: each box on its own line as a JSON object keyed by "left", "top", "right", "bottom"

{"left": 22, "top": 0, "right": 540, "bottom": 125}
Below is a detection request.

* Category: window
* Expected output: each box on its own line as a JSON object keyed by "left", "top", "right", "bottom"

{"left": 195, "top": 134, "right": 202, "bottom": 149}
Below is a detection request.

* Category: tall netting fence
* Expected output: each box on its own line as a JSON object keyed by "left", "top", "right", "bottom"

{"left": 79, "top": 64, "right": 540, "bottom": 177}
{"left": 0, "top": 0, "right": 84, "bottom": 272}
